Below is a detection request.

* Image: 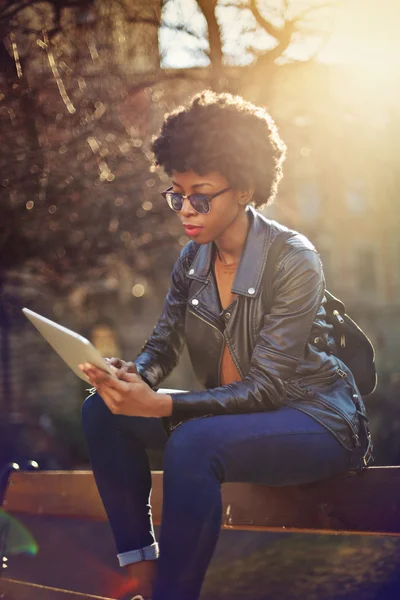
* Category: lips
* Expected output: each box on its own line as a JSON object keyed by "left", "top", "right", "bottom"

{"left": 184, "top": 225, "right": 203, "bottom": 237}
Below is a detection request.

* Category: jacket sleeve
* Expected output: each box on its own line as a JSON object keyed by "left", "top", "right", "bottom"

{"left": 170, "top": 245, "right": 325, "bottom": 419}
{"left": 133, "top": 245, "right": 193, "bottom": 387}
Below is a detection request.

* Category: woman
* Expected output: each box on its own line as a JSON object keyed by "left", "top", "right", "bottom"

{"left": 80, "top": 91, "right": 369, "bottom": 600}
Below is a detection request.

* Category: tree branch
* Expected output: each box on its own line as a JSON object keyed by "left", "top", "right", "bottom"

{"left": 196, "top": 0, "right": 223, "bottom": 83}
{"left": 249, "top": 0, "right": 286, "bottom": 40}
{"left": 163, "top": 20, "right": 204, "bottom": 41}
{"left": 293, "top": 2, "right": 338, "bottom": 23}
{"left": 249, "top": 0, "right": 294, "bottom": 60}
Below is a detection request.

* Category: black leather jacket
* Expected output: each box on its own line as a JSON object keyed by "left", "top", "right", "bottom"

{"left": 135, "top": 206, "right": 367, "bottom": 453}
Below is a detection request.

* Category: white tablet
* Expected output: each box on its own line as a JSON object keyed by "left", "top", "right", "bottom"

{"left": 22, "top": 308, "right": 116, "bottom": 383}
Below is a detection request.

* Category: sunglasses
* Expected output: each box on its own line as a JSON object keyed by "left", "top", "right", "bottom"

{"left": 161, "top": 186, "right": 231, "bottom": 215}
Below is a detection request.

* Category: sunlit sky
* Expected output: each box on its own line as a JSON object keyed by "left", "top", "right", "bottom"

{"left": 320, "top": 0, "right": 399, "bottom": 69}
{"left": 161, "top": 0, "right": 400, "bottom": 72}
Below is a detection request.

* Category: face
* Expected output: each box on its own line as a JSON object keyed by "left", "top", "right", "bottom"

{"left": 167, "top": 170, "right": 247, "bottom": 245}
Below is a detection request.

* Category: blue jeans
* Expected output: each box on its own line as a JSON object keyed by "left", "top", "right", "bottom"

{"left": 81, "top": 392, "right": 360, "bottom": 600}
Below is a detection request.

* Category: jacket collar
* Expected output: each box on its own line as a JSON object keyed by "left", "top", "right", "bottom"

{"left": 187, "top": 206, "right": 273, "bottom": 297}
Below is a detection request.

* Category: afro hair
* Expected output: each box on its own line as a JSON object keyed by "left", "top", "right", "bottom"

{"left": 151, "top": 90, "right": 286, "bottom": 208}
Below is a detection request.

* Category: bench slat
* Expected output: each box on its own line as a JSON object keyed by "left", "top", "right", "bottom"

{"left": 3, "top": 468, "right": 400, "bottom": 535}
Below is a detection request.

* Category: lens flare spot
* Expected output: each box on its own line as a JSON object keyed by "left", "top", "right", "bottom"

{"left": 0, "top": 509, "right": 38, "bottom": 556}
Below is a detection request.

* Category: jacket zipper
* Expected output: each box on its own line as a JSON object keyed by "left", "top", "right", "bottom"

{"left": 313, "top": 395, "right": 360, "bottom": 446}
{"left": 191, "top": 303, "right": 224, "bottom": 333}
{"left": 286, "top": 381, "right": 361, "bottom": 447}
{"left": 297, "top": 371, "right": 339, "bottom": 386}
{"left": 189, "top": 308, "right": 225, "bottom": 386}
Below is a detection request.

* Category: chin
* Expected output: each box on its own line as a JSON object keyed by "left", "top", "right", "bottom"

{"left": 190, "top": 231, "right": 212, "bottom": 244}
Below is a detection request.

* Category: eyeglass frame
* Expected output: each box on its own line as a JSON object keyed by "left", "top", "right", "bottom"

{"left": 161, "top": 186, "right": 231, "bottom": 215}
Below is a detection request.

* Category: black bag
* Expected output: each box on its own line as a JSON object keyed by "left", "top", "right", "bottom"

{"left": 264, "top": 231, "right": 377, "bottom": 396}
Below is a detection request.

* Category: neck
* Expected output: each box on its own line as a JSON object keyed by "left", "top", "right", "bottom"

{"left": 215, "top": 209, "right": 250, "bottom": 265}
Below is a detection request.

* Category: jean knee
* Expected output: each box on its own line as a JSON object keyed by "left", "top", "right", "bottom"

{"left": 81, "top": 391, "right": 112, "bottom": 435}
{"left": 163, "top": 423, "right": 224, "bottom": 483}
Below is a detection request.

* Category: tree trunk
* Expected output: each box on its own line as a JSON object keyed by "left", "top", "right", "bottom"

{"left": 114, "top": 0, "right": 162, "bottom": 76}
{"left": 197, "top": 0, "right": 223, "bottom": 88}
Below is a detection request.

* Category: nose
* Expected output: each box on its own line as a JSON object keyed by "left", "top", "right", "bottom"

{"left": 179, "top": 196, "right": 197, "bottom": 217}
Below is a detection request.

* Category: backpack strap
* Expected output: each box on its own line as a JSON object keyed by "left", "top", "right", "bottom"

{"left": 264, "top": 231, "right": 296, "bottom": 312}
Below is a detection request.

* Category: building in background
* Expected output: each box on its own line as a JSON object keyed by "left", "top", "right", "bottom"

{"left": 259, "top": 63, "right": 400, "bottom": 378}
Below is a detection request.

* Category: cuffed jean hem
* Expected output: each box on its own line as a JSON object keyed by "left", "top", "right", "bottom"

{"left": 117, "top": 542, "right": 159, "bottom": 567}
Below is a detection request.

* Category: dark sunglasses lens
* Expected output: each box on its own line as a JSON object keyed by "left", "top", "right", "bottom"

{"left": 190, "top": 194, "right": 210, "bottom": 214}
{"left": 166, "top": 192, "right": 183, "bottom": 212}
{"left": 165, "top": 192, "right": 210, "bottom": 214}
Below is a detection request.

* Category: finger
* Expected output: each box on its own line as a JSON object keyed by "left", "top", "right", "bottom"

{"left": 84, "top": 363, "right": 113, "bottom": 378}
{"left": 98, "top": 384, "right": 128, "bottom": 415}
{"left": 109, "top": 357, "right": 123, "bottom": 368}
{"left": 79, "top": 364, "right": 95, "bottom": 382}
{"left": 117, "top": 371, "right": 142, "bottom": 384}
{"left": 98, "top": 387, "right": 119, "bottom": 413}
{"left": 98, "top": 381, "right": 119, "bottom": 402}
{"left": 84, "top": 371, "right": 98, "bottom": 388}
{"left": 80, "top": 364, "right": 102, "bottom": 383}
{"left": 84, "top": 364, "right": 126, "bottom": 391}
{"left": 117, "top": 362, "right": 137, "bottom": 375}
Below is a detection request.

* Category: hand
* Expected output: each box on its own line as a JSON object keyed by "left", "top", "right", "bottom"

{"left": 104, "top": 357, "right": 140, "bottom": 378}
{"left": 79, "top": 362, "right": 172, "bottom": 418}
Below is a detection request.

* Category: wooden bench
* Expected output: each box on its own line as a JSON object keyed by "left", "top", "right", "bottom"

{"left": 1, "top": 466, "right": 400, "bottom": 598}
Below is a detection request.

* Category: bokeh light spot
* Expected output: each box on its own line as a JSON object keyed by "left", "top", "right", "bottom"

{"left": 141, "top": 232, "right": 152, "bottom": 244}
{"left": 300, "top": 147, "right": 311, "bottom": 157}
{"left": 120, "top": 231, "right": 131, "bottom": 243}
{"left": 119, "top": 142, "right": 130, "bottom": 153}
{"left": 109, "top": 218, "right": 119, "bottom": 233}
{"left": 132, "top": 284, "right": 145, "bottom": 298}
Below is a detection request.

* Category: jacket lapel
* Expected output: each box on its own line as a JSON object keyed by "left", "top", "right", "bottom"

{"left": 186, "top": 206, "right": 273, "bottom": 301}
{"left": 232, "top": 207, "right": 273, "bottom": 297}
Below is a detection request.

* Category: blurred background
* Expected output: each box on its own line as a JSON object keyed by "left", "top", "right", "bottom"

{"left": 1, "top": 1, "right": 400, "bottom": 598}
{"left": 1, "top": 0, "right": 399, "bottom": 471}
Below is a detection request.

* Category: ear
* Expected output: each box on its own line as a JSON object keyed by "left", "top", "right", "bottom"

{"left": 238, "top": 186, "right": 254, "bottom": 206}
